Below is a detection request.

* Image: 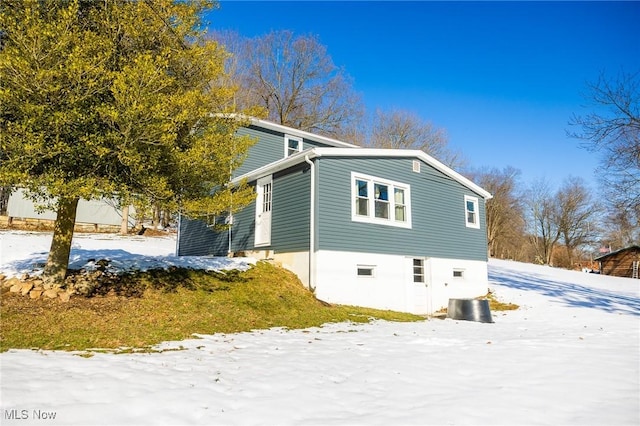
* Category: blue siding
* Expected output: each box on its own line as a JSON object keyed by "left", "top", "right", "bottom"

{"left": 179, "top": 123, "right": 488, "bottom": 261}
{"left": 233, "top": 125, "right": 343, "bottom": 178}
{"left": 271, "top": 165, "right": 311, "bottom": 252}
{"left": 179, "top": 166, "right": 311, "bottom": 255}
{"left": 316, "top": 157, "right": 488, "bottom": 261}
{"left": 177, "top": 216, "right": 228, "bottom": 256}
{"left": 234, "top": 126, "right": 283, "bottom": 177}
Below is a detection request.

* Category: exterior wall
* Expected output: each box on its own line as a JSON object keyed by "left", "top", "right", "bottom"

{"left": 315, "top": 157, "right": 488, "bottom": 261}
{"left": 272, "top": 251, "right": 311, "bottom": 287}
{"left": 177, "top": 216, "right": 229, "bottom": 256}
{"left": 270, "top": 165, "right": 311, "bottom": 252}
{"left": 178, "top": 165, "right": 311, "bottom": 256}
{"left": 313, "top": 250, "right": 488, "bottom": 314}
{"left": 598, "top": 247, "right": 640, "bottom": 278}
{"left": 234, "top": 126, "right": 339, "bottom": 178}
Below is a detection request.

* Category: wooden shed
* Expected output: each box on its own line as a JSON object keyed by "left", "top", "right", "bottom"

{"left": 595, "top": 246, "right": 640, "bottom": 279}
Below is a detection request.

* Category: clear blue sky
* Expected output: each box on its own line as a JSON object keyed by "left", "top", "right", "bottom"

{"left": 202, "top": 1, "right": 640, "bottom": 190}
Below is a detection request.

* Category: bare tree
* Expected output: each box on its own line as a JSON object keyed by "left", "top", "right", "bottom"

{"left": 367, "top": 109, "right": 466, "bottom": 168}
{"left": 601, "top": 208, "right": 640, "bottom": 249}
{"left": 211, "top": 30, "right": 365, "bottom": 141}
{"left": 554, "top": 177, "right": 600, "bottom": 267}
{"left": 469, "top": 166, "right": 525, "bottom": 259}
{"left": 526, "top": 179, "right": 560, "bottom": 265}
{"left": 568, "top": 70, "right": 640, "bottom": 224}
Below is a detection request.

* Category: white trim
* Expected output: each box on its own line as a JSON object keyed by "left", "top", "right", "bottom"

{"left": 351, "top": 172, "right": 412, "bottom": 229}
{"left": 304, "top": 155, "right": 316, "bottom": 291}
{"left": 464, "top": 195, "right": 480, "bottom": 229}
{"left": 254, "top": 175, "right": 273, "bottom": 247}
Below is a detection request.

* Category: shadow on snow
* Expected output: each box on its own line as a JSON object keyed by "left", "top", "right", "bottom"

{"left": 4, "top": 248, "right": 246, "bottom": 277}
{"left": 489, "top": 266, "right": 640, "bottom": 317}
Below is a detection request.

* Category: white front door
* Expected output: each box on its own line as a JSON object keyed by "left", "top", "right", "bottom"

{"left": 254, "top": 175, "right": 272, "bottom": 247}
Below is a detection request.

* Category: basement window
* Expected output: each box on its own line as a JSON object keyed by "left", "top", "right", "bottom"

{"left": 453, "top": 269, "right": 465, "bottom": 278}
{"left": 357, "top": 265, "right": 375, "bottom": 278}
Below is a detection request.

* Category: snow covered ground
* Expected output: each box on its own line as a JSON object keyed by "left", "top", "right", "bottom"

{"left": 1, "top": 231, "right": 639, "bottom": 425}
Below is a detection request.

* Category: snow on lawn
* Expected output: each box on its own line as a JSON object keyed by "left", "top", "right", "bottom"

{"left": 1, "top": 231, "right": 639, "bottom": 425}
{"left": 0, "top": 230, "right": 253, "bottom": 278}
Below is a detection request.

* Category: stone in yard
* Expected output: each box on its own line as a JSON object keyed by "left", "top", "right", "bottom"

{"left": 43, "top": 289, "right": 59, "bottom": 299}
{"left": 58, "top": 291, "right": 71, "bottom": 302}
{"left": 30, "top": 289, "right": 43, "bottom": 299}
{"left": 4, "top": 277, "right": 21, "bottom": 290}
{"left": 20, "top": 282, "right": 34, "bottom": 296}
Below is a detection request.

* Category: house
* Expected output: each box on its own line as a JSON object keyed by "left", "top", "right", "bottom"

{"left": 177, "top": 117, "right": 493, "bottom": 315}
{"left": 594, "top": 246, "right": 640, "bottom": 279}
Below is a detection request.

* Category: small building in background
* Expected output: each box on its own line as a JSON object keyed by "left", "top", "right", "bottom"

{"left": 4, "top": 188, "right": 135, "bottom": 232}
{"left": 594, "top": 246, "right": 640, "bottom": 279}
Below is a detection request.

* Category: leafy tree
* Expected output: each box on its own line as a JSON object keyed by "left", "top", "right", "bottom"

{"left": 368, "top": 108, "right": 465, "bottom": 168}
{"left": 569, "top": 70, "right": 640, "bottom": 226}
{"left": 210, "top": 29, "right": 365, "bottom": 142}
{"left": 0, "top": 0, "right": 255, "bottom": 285}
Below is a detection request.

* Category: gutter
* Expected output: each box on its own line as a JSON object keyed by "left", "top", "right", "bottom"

{"left": 304, "top": 155, "right": 316, "bottom": 291}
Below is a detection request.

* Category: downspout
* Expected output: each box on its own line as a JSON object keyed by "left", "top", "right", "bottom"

{"left": 304, "top": 155, "right": 316, "bottom": 291}
{"left": 176, "top": 213, "right": 182, "bottom": 256}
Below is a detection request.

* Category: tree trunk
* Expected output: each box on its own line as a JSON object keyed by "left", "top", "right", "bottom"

{"left": 121, "top": 205, "right": 130, "bottom": 235}
{"left": 152, "top": 204, "right": 160, "bottom": 229}
{"left": 43, "top": 197, "right": 79, "bottom": 286}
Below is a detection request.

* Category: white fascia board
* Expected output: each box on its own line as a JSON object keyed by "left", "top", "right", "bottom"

{"left": 231, "top": 149, "right": 320, "bottom": 185}
{"left": 232, "top": 147, "right": 492, "bottom": 200}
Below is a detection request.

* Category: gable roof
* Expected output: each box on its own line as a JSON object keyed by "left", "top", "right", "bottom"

{"left": 594, "top": 245, "right": 640, "bottom": 261}
{"left": 232, "top": 146, "right": 493, "bottom": 200}
{"left": 227, "top": 117, "right": 492, "bottom": 199}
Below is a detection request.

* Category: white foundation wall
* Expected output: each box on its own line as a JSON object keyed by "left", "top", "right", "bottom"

{"left": 313, "top": 250, "right": 489, "bottom": 315}
{"left": 272, "top": 251, "right": 310, "bottom": 288}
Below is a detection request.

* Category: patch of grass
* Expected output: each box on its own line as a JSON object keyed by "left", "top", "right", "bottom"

{"left": 485, "top": 292, "right": 520, "bottom": 311}
{"left": 0, "top": 262, "right": 423, "bottom": 352}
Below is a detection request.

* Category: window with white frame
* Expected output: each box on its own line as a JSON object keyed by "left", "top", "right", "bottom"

{"left": 357, "top": 265, "right": 375, "bottom": 277}
{"left": 352, "top": 173, "right": 411, "bottom": 228}
{"left": 285, "top": 134, "right": 302, "bottom": 157}
{"left": 464, "top": 195, "right": 480, "bottom": 229}
{"left": 413, "top": 259, "right": 425, "bottom": 283}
